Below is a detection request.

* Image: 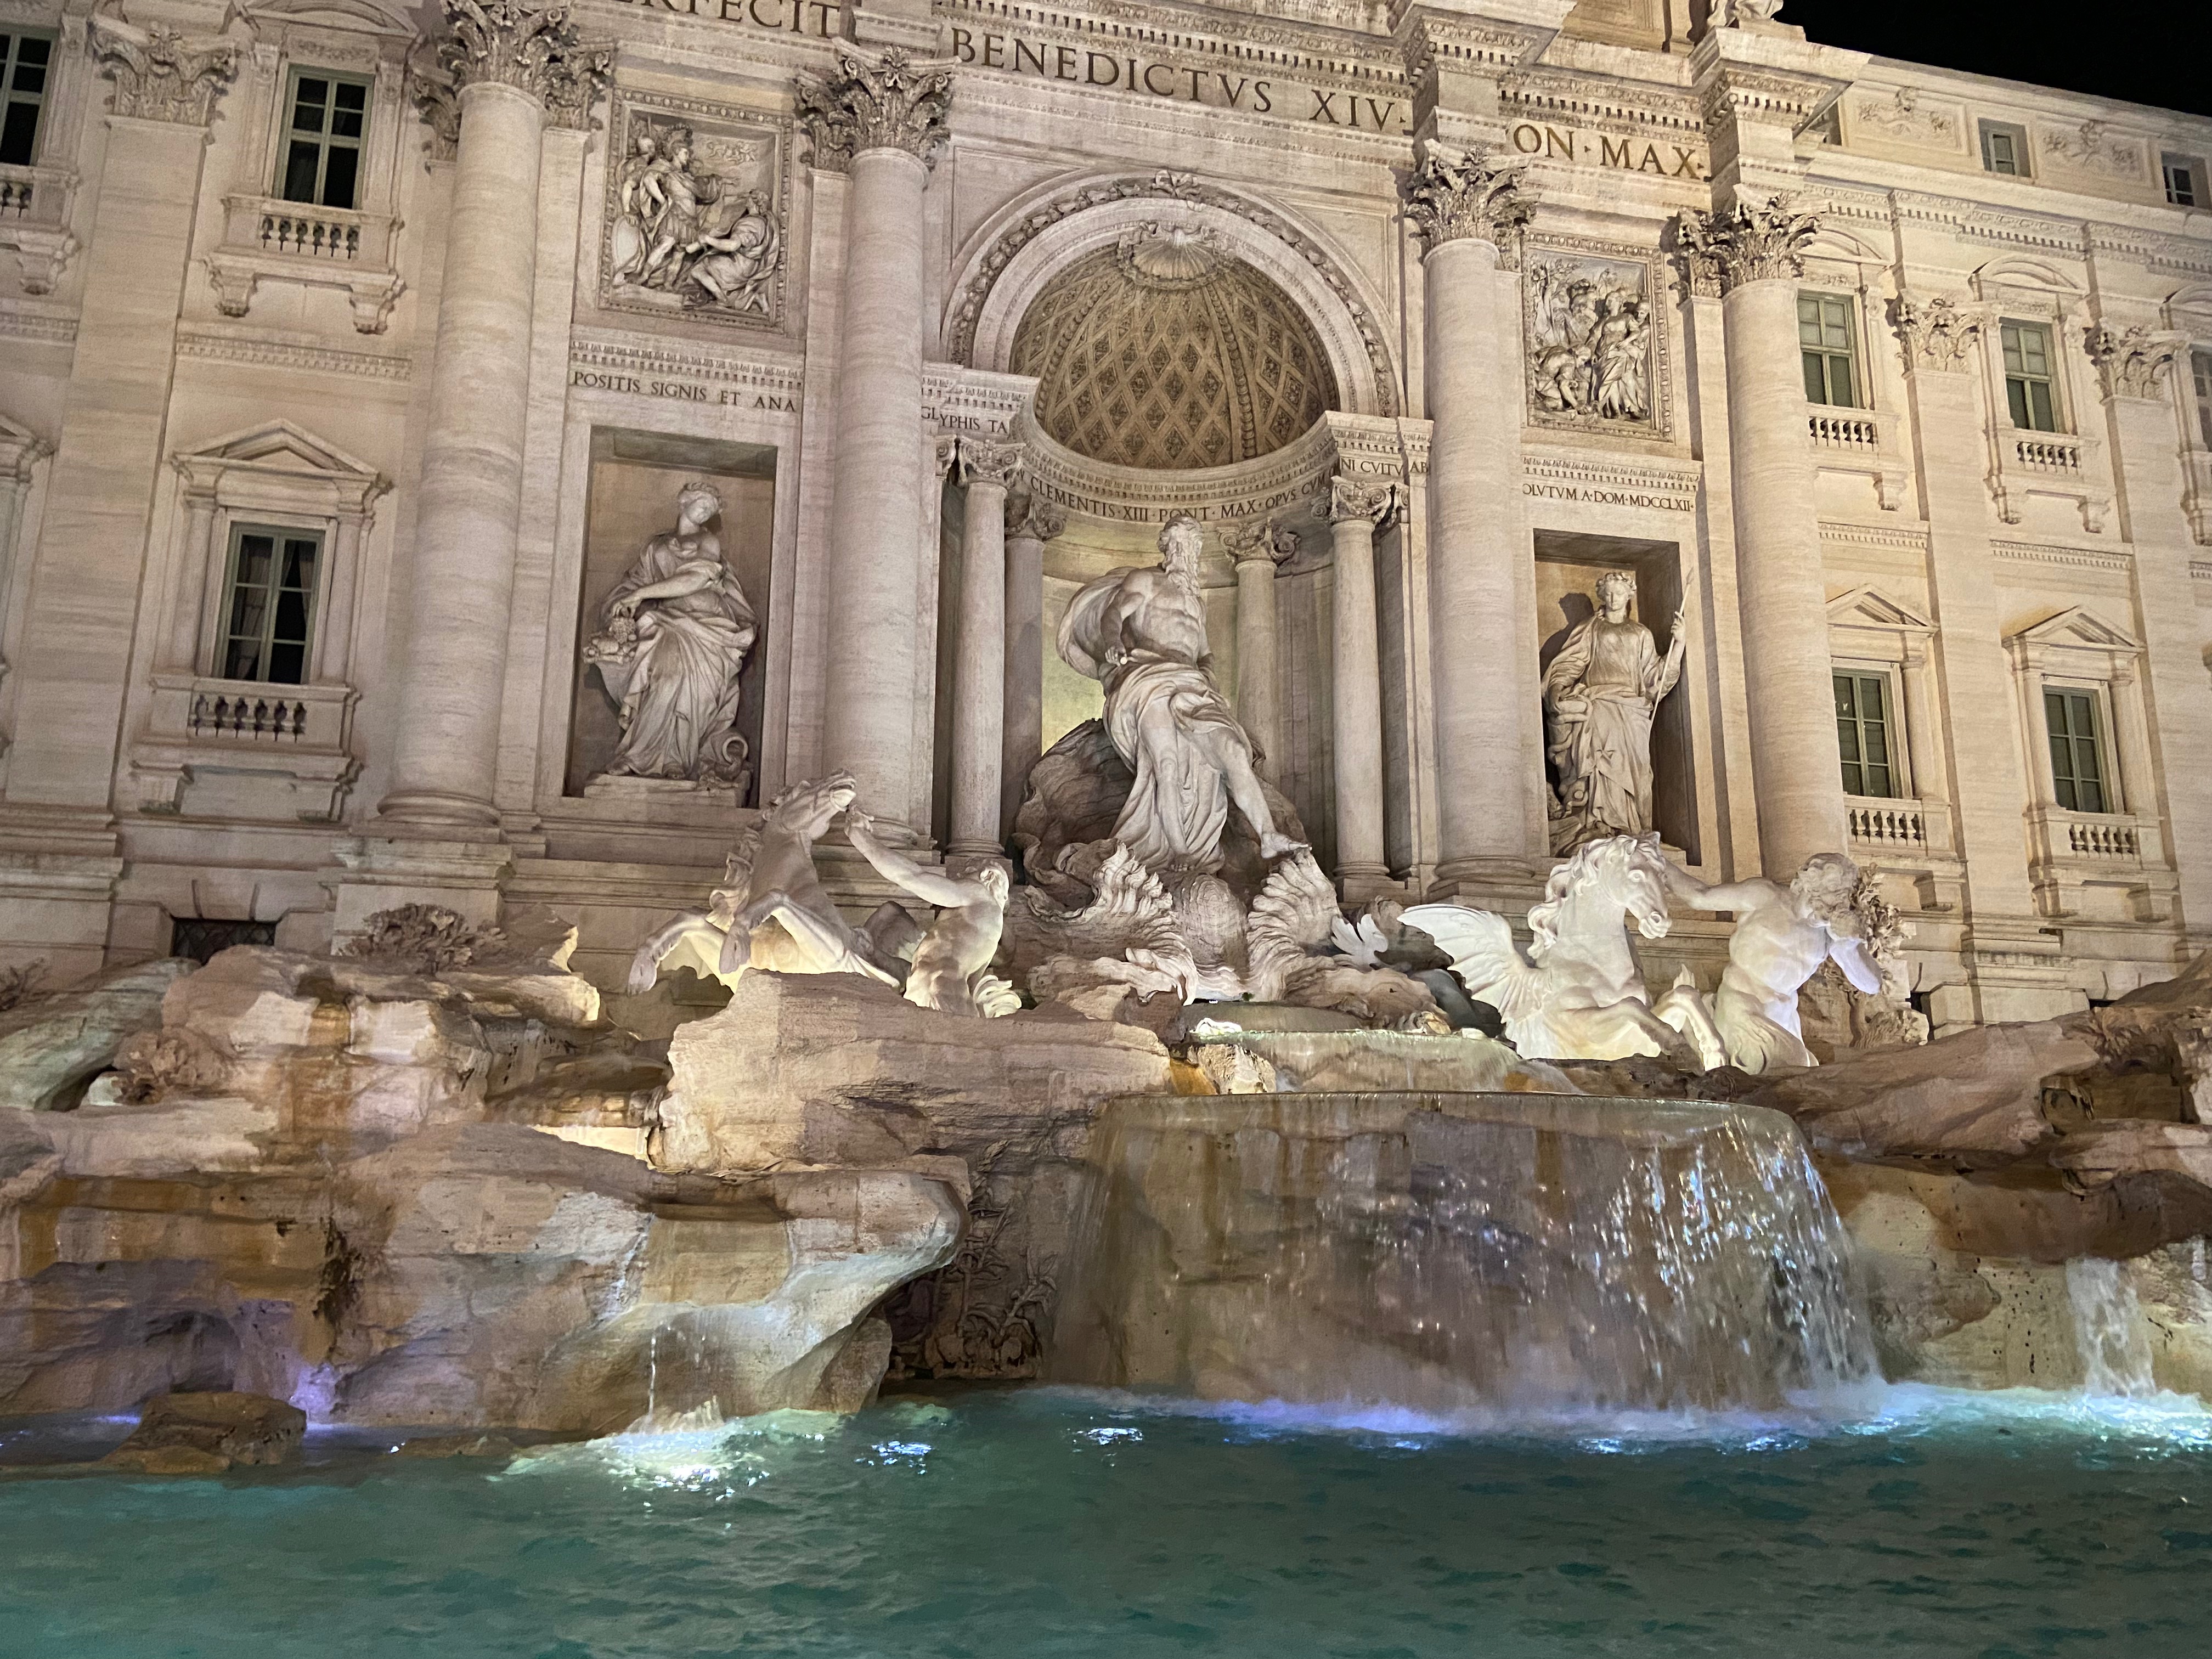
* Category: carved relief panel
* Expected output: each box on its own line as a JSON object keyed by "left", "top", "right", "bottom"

{"left": 600, "top": 91, "right": 789, "bottom": 331}
{"left": 1522, "top": 239, "right": 1672, "bottom": 441}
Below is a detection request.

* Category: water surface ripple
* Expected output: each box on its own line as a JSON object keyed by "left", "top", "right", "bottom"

{"left": 1, "top": 1384, "right": 2207, "bottom": 1659}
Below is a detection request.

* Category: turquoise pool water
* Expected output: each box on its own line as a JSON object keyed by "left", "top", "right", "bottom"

{"left": 2, "top": 1385, "right": 2209, "bottom": 1659}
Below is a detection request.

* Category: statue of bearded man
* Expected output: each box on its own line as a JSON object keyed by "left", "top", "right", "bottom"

{"left": 1057, "top": 512, "right": 1304, "bottom": 873}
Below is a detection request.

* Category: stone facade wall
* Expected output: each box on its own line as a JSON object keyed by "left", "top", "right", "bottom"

{"left": 1, "top": 0, "right": 2208, "bottom": 1030}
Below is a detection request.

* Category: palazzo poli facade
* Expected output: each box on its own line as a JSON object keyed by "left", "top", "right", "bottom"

{"left": 2, "top": 0, "right": 2210, "bottom": 1034}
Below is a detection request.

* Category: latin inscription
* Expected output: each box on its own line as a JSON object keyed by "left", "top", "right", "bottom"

{"left": 607, "top": 0, "right": 843, "bottom": 36}
{"left": 1524, "top": 481, "right": 1696, "bottom": 512}
{"left": 948, "top": 29, "right": 1407, "bottom": 130}
{"left": 1508, "top": 123, "right": 1705, "bottom": 180}
{"left": 570, "top": 367, "right": 797, "bottom": 410}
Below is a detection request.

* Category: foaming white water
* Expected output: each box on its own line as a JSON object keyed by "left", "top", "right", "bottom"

{"left": 2066, "top": 1257, "right": 2159, "bottom": 1397}
{"left": 1026, "top": 1379, "right": 2212, "bottom": 1451}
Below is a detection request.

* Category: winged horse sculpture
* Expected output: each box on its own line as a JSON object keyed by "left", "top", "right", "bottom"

{"left": 1402, "top": 833, "right": 1690, "bottom": 1062}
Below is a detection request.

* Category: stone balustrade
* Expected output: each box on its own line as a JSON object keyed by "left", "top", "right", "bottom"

{"left": 1807, "top": 410, "right": 1880, "bottom": 452}
{"left": 2011, "top": 432, "right": 2085, "bottom": 473}
{"left": 202, "top": 194, "right": 405, "bottom": 334}
{"left": 0, "top": 161, "right": 78, "bottom": 294}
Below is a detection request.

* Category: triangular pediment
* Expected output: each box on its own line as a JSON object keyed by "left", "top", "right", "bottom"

{"left": 2009, "top": 605, "right": 2140, "bottom": 652}
{"left": 1826, "top": 585, "right": 1933, "bottom": 633}
{"left": 178, "top": 419, "right": 381, "bottom": 482}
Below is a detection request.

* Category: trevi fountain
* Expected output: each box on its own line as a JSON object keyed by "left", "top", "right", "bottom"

{"left": 2, "top": 1, "right": 2211, "bottom": 1656}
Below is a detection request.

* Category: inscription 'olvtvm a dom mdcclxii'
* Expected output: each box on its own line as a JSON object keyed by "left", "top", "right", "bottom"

{"left": 2, "top": 0, "right": 2210, "bottom": 1040}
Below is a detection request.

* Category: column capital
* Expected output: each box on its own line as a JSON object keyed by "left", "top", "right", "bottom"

{"left": 88, "top": 17, "right": 236, "bottom": 127}
{"left": 1672, "top": 196, "right": 1818, "bottom": 297}
{"left": 954, "top": 436, "right": 1025, "bottom": 492}
{"left": 2084, "top": 324, "right": 2186, "bottom": 403}
{"left": 413, "top": 0, "right": 612, "bottom": 144}
{"left": 1005, "top": 496, "right": 1066, "bottom": 544}
{"left": 1399, "top": 142, "right": 1532, "bottom": 257}
{"left": 1316, "top": 477, "right": 1401, "bottom": 529}
{"left": 794, "top": 47, "right": 953, "bottom": 172}
{"left": 1892, "top": 292, "right": 1988, "bottom": 376}
{"left": 1222, "top": 517, "right": 1297, "bottom": 569}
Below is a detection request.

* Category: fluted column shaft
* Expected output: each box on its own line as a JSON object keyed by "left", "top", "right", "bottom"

{"left": 1402, "top": 146, "right": 1545, "bottom": 889}
{"left": 1325, "top": 481, "right": 1392, "bottom": 888}
{"left": 1001, "top": 499, "right": 1061, "bottom": 832}
{"left": 381, "top": 84, "right": 545, "bottom": 826}
{"left": 948, "top": 441, "right": 1020, "bottom": 857}
{"left": 1224, "top": 519, "right": 1286, "bottom": 782}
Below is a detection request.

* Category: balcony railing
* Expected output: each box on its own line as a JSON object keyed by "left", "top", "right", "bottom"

{"left": 187, "top": 690, "right": 312, "bottom": 742}
{"left": 2011, "top": 432, "right": 2084, "bottom": 473}
{"left": 219, "top": 194, "right": 397, "bottom": 269}
{"left": 1808, "top": 410, "right": 1880, "bottom": 452}
{"left": 1847, "top": 799, "right": 1926, "bottom": 847}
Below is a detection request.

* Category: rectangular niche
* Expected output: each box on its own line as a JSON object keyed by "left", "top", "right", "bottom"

{"left": 1532, "top": 529, "right": 1698, "bottom": 864}
{"left": 566, "top": 428, "right": 777, "bottom": 802}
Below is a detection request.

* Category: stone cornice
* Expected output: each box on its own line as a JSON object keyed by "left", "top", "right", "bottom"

{"left": 88, "top": 16, "right": 237, "bottom": 127}
{"left": 1500, "top": 68, "right": 1703, "bottom": 142}
{"left": 946, "top": 0, "right": 1411, "bottom": 90}
{"left": 793, "top": 46, "right": 953, "bottom": 169}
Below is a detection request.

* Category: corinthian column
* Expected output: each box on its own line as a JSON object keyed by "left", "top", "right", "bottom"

{"left": 947, "top": 438, "right": 1022, "bottom": 858}
{"left": 1222, "top": 518, "right": 1291, "bottom": 782}
{"left": 1320, "top": 479, "right": 1396, "bottom": 893}
{"left": 1399, "top": 145, "right": 1545, "bottom": 894}
{"left": 1001, "top": 496, "right": 1063, "bottom": 831}
{"left": 1677, "top": 199, "right": 1844, "bottom": 876}
{"left": 796, "top": 49, "right": 952, "bottom": 837}
{"left": 379, "top": 0, "right": 608, "bottom": 831}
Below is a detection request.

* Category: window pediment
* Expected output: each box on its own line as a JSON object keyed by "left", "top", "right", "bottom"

{"left": 172, "top": 419, "right": 388, "bottom": 516}
{"left": 2006, "top": 605, "right": 2138, "bottom": 655}
{"left": 1826, "top": 585, "right": 1933, "bottom": 636}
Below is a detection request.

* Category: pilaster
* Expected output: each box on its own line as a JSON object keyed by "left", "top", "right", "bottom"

{"left": 0, "top": 17, "right": 238, "bottom": 979}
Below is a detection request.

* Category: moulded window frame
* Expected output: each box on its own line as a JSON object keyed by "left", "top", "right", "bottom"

{"left": 274, "top": 65, "right": 373, "bottom": 212}
{"left": 0, "top": 26, "right": 54, "bottom": 168}
{"left": 215, "top": 517, "right": 325, "bottom": 687}
{"left": 1999, "top": 315, "right": 2066, "bottom": 433}
{"left": 1798, "top": 288, "right": 1864, "bottom": 410}
{"left": 1832, "top": 662, "right": 1904, "bottom": 801}
{"left": 2163, "top": 152, "right": 2207, "bottom": 209}
{"left": 2038, "top": 676, "right": 2116, "bottom": 817}
{"left": 1980, "top": 119, "right": 2031, "bottom": 178}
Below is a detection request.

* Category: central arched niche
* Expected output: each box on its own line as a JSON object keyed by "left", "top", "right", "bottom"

{"left": 1009, "top": 227, "right": 1341, "bottom": 472}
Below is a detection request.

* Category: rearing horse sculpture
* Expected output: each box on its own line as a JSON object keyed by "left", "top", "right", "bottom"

{"left": 1402, "top": 833, "right": 1686, "bottom": 1062}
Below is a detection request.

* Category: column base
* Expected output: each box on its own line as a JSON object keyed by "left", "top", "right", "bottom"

{"left": 1426, "top": 855, "right": 1549, "bottom": 916}
{"left": 0, "top": 806, "right": 126, "bottom": 985}
{"left": 324, "top": 834, "right": 515, "bottom": 948}
{"left": 372, "top": 787, "right": 505, "bottom": 839}
{"left": 1335, "top": 864, "right": 1402, "bottom": 906}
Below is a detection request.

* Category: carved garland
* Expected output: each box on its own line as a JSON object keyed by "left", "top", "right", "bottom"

{"left": 947, "top": 170, "right": 1401, "bottom": 420}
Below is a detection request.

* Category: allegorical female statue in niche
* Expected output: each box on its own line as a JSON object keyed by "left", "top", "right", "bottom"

{"left": 584, "top": 479, "right": 758, "bottom": 792}
{"left": 1542, "top": 569, "right": 1684, "bottom": 855}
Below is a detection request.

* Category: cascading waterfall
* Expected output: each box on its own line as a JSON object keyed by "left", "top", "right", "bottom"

{"left": 2064, "top": 1257, "right": 2158, "bottom": 1398}
{"left": 1052, "top": 1091, "right": 1878, "bottom": 1414}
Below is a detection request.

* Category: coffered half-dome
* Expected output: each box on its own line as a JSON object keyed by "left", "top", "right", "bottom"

{"left": 1010, "top": 227, "right": 1340, "bottom": 472}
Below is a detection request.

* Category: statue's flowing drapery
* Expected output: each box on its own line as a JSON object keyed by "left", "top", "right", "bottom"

{"left": 1059, "top": 576, "right": 1253, "bottom": 872}
{"left": 599, "top": 541, "right": 758, "bottom": 781}
{"left": 1543, "top": 616, "right": 1678, "bottom": 851}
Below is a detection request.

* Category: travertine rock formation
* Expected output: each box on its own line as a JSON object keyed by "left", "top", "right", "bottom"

{"left": 0, "top": 945, "right": 961, "bottom": 1431}
{"left": 656, "top": 969, "right": 1176, "bottom": 1380}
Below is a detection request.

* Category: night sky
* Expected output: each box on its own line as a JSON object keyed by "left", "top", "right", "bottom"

{"left": 1783, "top": 1, "right": 2212, "bottom": 121}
